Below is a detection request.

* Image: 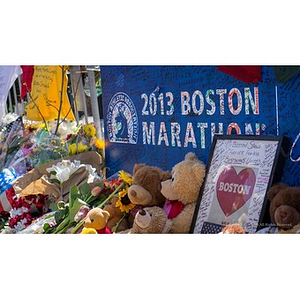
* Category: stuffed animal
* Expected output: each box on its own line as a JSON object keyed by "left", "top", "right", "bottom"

{"left": 81, "top": 207, "right": 111, "bottom": 234}
{"left": 267, "top": 182, "right": 300, "bottom": 232}
{"left": 119, "top": 206, "right": 170, "bottom": 234}
{"left": 128, "top": 164, "right": 171, "bottom": 207}
{"left": 161, "top": 152, "right": 206, "bottom": 233}
{"left": 103, "top": 196, "right": 130, "bottom": 233}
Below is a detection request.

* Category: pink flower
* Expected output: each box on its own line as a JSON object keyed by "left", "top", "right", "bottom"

{"left": 91, "top": 186, "right": 102, "bottom": 197}
{"left": 74, "top": 205, "right": 90, "bottom": 223}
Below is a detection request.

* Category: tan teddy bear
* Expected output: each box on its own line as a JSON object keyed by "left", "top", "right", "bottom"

{"left": 81, "top": 207, "right": 111, "bottom": 234}
{"left": 119, "top": 206, "right": 170, "bottom": 234}
{"left": 128, "top": 164, "right": 171, "bottom": 207}
{"left": 160, "top": 152, "right": 206, "bottom": 233}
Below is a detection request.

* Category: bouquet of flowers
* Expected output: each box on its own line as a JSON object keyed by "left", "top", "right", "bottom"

{"left": 43, "top": 170, "right": 134, "bottom": 234}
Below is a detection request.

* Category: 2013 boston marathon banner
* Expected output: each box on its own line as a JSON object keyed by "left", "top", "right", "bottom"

{"left": 101, "top": 66, "right": 300, "bottom": 186}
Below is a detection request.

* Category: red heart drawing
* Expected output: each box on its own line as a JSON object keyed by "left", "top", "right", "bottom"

{"left": 216, "top": 166, "right": 256, "bottom": 217}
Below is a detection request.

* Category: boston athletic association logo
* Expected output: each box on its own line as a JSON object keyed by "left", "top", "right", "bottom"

{"left": 107, "top": 92, "right": 138, "bottom": 144}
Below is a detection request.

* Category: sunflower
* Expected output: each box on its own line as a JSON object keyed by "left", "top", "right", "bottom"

{"left": 118, "top": 170, "right": 133, "bottom": 185}
{"left": 95, "top": 138, "right": 105, "bottom": 149}
{"left": 115, "top": 189, "right": 135, "bottom": 213}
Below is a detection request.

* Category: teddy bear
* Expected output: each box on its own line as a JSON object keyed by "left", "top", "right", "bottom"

{"left": 119, "top": 206, "right": 171, "bottom": 234}
{"left": 128, "top": 163, "right": 171, "bottom": 208}
{"left": 160, "top": 152, "right": 206, "bottom": 233}
{"left": 267, "top": 182, "right": 300, "bottom": 233}
{"left": 103, "top": 196, "right": 130, "bottom": 233}
{"left": 81, "top": 207, "right": 112, "bottom": 234}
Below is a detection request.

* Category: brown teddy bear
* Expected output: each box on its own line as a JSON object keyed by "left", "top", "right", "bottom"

{"left": 81, "top": 207, "right": 112, "bottom": 234}
{"left": 160, "top": 152, "right": 206, "bottom": 233}
{"left": 119, "top": 206, "right": 170, "bottom": 234}
{"left": 103, "top": 196, "right": 130, "bottom": 233}
{"left": 128, "top": 164, "right": 171, "bottom": 207}
{"left": 267, "top": 182, "right": 300, "bottom": 232}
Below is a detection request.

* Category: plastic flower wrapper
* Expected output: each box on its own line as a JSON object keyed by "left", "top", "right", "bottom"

{"left": 16, "top": 211, "right": 56, "bottom": 234}
{"left": 0, "top": 116, "right": 28, "bottom": 170}
{"left": 29, "top": 127, "right": 69, "bottom": 167}
{"left": 48, "top": 120, "right": 77, "bottom": 140}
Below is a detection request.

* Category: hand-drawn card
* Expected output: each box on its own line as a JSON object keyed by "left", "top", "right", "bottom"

{"left": 191, "top": 135, "right": 285, "bottom": 234}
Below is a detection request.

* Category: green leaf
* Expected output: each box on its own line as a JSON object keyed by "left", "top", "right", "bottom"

{"left": 54, "top": 206, "right": 69, "bottom": 224}
{"left": 50, "top": 178, "right": 61, "bottom": 185}
{"left": 79, "top": 182, "right": 91, "bottom": 200}
{"left": 69, "top": 185, "right": 80, "bottom": 208}
{"left": 43, "top": 223, "right": 50, "bottom": 231}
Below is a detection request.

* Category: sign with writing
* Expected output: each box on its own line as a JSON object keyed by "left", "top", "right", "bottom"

{"left": 101, "top": 66, "right": 300, "bottom": 186}
{"left": 190, "top": 135, "right": 283, "bottom": 234}
{"left": 27, "top": 66, "right": 75, "bottom": 121}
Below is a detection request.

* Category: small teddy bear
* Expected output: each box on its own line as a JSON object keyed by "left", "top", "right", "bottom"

{"left": 128, "top": 163, "right": 171, "bottom": 207}
{"left": 161, "top": 152, "right": 206, "bottom": 233}
{"left": 119, "top": 206, "right": 170, "bottom": 234}
{"left": 81, "top": 207, "right": 112, "bottom": 234}
{"left": 267, "top": 182, "right": 300, "bottom": 232}
{"left": 103, "top": 196, "right": 130, "bottom": 233}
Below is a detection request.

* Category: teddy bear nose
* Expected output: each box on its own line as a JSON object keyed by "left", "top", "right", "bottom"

{"left": 130, "top": 189, "right": 137, "bottom": 197}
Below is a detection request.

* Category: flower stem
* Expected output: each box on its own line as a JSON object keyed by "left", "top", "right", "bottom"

{"left": 53, "top": 216, "right": 70, "bottom": 234}
{"left": 113, "top": 212, "right": 127, "bottom": 233}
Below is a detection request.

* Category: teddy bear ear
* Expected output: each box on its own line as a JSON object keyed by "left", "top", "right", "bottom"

{"left": 185, "top": 152, "right": 198, "bottom": 161}
{"left": 160, "top": 170, "right": 172, "bottom": 181}
{"left": 133, "top": 163, "right": 146, "bottom": 174}
{"left": 267, "top": 182, "right": 288, "bottom": 202}
{"left": 103, "top": 210, "right": 110, "bottom": 222}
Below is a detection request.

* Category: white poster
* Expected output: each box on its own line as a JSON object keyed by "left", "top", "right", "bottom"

{"left": 0, "top": 65, "right": 22, "bottom": 124}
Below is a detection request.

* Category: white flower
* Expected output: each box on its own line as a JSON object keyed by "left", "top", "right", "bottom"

{"left": 46, "top": 160, "right": 79, "bottom": 183}
{"left": 14, "top": 219, "right": 28, "bottom": 232}
{"left": 47, "top": 120, "right": 77, "bottom": 139}
{"left": 46, "top": 160, "right": 101, "bottom": 184}
{"left": 10, "top": 207, "right": 30, "bottom": 218}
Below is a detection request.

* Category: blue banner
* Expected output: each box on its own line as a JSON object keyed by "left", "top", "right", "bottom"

{"left": 101, "top": 66, "right": 300, "bottom": 186}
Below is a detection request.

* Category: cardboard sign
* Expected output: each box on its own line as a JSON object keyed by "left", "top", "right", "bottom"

{"left": 101, "top": 66, "right": 300, "bottom": 186}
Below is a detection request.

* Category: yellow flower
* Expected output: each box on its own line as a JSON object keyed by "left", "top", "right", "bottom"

{"left": 83, "top": 124, "right": 96, "bottom": 138}
{"left": 115, "top": 188, "right": 135, "bottom": 213}
{"left": 77, "top": 142, "right": 88, "bottom": 153}
{"left": 118, "top": 170, "right": 133, "bottom": 185}
{"left": 118, "top": 189, "right": 128, "bottom": 198}
{"left": 68, "top": 143, "right": 77, "bottom": 155}
{"left": 95, "top": 138, "right": 105, "bottom": 149}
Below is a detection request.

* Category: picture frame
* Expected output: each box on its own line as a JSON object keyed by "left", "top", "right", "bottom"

{"left": 190, "top": 134, "right": 288, "bottom": 234}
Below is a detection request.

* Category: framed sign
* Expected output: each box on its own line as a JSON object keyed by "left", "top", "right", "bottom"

{"left": 190, "top": 134, "right": 285, "bottom": 234}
